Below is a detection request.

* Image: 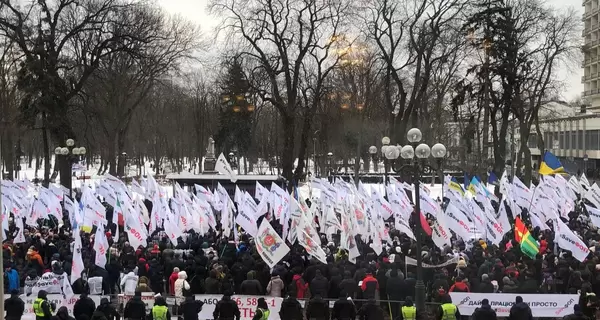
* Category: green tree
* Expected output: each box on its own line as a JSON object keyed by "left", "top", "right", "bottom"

{"left": 216, "top": 58, "right": 254, "bottom": 164}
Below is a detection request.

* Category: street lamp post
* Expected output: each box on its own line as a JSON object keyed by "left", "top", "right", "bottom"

{"left": 121, "top": 152, "right": 127, "bottom": 177}
{"left": 369, "top": 146, "right": 378, "bottom": 173}
{"left": 327, "top": 152, "right": 333, "bottom": 181}
{"left": 400, "top": 128, "right": 446, "bottom": 312}
{"left": 381, "top": 136, "right": 391, "bottom": 186}
{"left": 54, "top": 139, "right": 87, "bottom": 198}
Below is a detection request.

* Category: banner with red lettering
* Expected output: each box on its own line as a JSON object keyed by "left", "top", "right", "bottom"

{"left": 450, "top": 292, "right": 578, "bottom": 317}
{"left": 23, "top": 294, "right": 106, "bottom": 320}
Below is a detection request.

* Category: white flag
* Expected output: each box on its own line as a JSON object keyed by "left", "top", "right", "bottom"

{"left": 164, "top": 216, "right": 182, "bottom": 246}
{"left": 586, "top": 204, "right": 600, "bottom": 228}
{"left": 13, "top": 216, "right": 25, "bottom": 244}
{"left": 255, "top": 219, "right": 290, "bottom": 268}
{"left": 71, "top": 228, "right": 85, "bottom": 284}
{"left": 581, "top": 173, "right": 591, "bottom": 191}
{"left": 215, "top": 153, "right": 238, "bottom": 182}
{"left": 298, "top": 229, "right": 327, "bottom": 264}
{"left": 555, "top": 219, "right": 590, "bottom": 262}
{"left": 443, "top": 203, "right": 473, "bottom": 242}
{"left": 93, "top": 226, "right": 109, "bottom": 268}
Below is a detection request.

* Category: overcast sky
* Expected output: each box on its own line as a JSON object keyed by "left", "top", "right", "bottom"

{"left": 157, "top": 0, "right": 584, "bottom": 102}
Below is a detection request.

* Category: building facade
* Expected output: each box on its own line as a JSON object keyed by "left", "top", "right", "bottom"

{"left": 526, "top": 102, "right": 600, "bottom": 175}
{"left": 583, "top": 0, "right": 600, "bottom": 108}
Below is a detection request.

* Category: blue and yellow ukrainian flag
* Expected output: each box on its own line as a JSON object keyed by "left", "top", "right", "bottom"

{"left": 539, "top": 151, "right": 564, "bottom": 175}
{"left": 449, "top": 177, "right": 465, "bottom": 196}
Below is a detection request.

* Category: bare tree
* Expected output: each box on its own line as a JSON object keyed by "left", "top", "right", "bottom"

{"left": 81, "top": 9, "right": 199, "bottom": 177}
{"left": 512, "top": 5, "right": 580, "bottom": 183}
{"left": 364, "top": 0, "right": 469, "bottom": 144}
{"left": 209, "top": 0, "right": 350, "bottom": 185}
{"left": 0, "top": 0, "right": 166, "bottom": 186}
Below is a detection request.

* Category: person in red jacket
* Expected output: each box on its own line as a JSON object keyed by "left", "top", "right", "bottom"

{"left": 169, "top": 267, "right": 180, "bottom": 295}
{"left": 361, "top": 272, "right": 379, "bottom": 299}
{"left": 291, "top": 273, "right": 309, "bottom": 299}
{"left": 539, "top": 236, "right": 548, "bottom": 254}
{"left": 449, "top": 276, "right": 470, "bottom": 292}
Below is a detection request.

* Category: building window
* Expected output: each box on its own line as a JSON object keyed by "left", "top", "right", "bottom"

{"left": 527, "top": 133, "right": 537, "bottom": 148}
{"left": 579, "top": 130, "right": 584, "bottom": 149}
{"left": 587, "top": 130, "right": 599, "bottom": 150}
{"left": 560, "top": 132, "right": 565, "bottom": 149}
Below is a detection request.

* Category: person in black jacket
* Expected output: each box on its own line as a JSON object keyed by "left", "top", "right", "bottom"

{"left": 386, "top": 269, "right": 406, "bottom": 319}
{"left": 180, "top": 295, "right": 205, "bottom": 320}
{"left": 476, "top": 274, "right": 495, "bottom": 293}
{"left": 123, "top": 291, "right": 146, "bottom": 320}
{"left": 279, "top": 293, "right": 303, "bottom": 320}
{"left": 563, "top": 304, "right": 591, "bottom": 320}
{"left": 96, "top": 297, "right": 120, "bottom": 320}
{"left": 357, "top": 299, "right": 385, "bottom": 320}
{"left": 306, "top": 294, "right": 329, "bottom": 320}
{"left": 213, "top": 292, "right": 240, "bottom": 320}
{"left": 310, "top": 270, "right": 329, "bottom": 298}
{"left": 4, "top": 289, "right": 24, "bottom": 320}
{"left": 472, "top": 298, "right": 497, "bottom": 320}
{"left": 339, "top": 271, "right": 357, "bottom": 298}
{"left": 239, "top": 271, "right": 262, "bottom": 295}
{"left": 331, "top": 293, "right": 356, "bottom": 320}
{"left": 508, "top": 296, "right": 533, "bottom": 320}
{"left": 52, "top": 306, "right": 76, "bottom": 320}
{"left": 74, "top": 292, "right": 96, "bottom": 320}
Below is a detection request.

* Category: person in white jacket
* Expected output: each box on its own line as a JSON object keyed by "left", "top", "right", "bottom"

{"left": 120, "top": 272, "right": 139, "bottom": 295}
{"left": 174, "top": 271, "right": 190, "bottom": 296}
{"left": 174, "top": 271, "right": 190, "bottom": 305}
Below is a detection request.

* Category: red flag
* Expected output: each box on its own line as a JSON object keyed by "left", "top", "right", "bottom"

{"left": 420, "top": 211, "right": 432, "bottom": 236}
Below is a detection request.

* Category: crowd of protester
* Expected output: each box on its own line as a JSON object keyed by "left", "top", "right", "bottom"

{"left": 2, "top": 187, "right": 600, "bottom": 320}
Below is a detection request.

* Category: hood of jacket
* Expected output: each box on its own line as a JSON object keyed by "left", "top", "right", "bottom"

{"left": 513, "top": 302, "right": 530, "bottom": 311}
{"left": 57, "top": 306, "right": 70, "bottom": 319}
{"left": 178, "top": 271, "right": 187, "bottom": 279}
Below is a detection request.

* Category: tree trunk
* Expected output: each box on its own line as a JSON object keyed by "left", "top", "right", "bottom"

{"left": 295, "top": 110, "right": 314, "bottom": 182}
{"left": 42, "top": 126, "right": 51, "bottom": 187}
{"left": 4, "top": 132, "right": 14, "bottom": 180}
{"left": 108, "top": 133, "right": 118, "bottom": 176}
{"left": 58, "top": 154, "right": 71, "bottom": 196}
{"left": 28, "top": 145, "right": 33, "bottom": 168}
{"left": 117, "top": 131, "right": 126, "bottom": 177}
{"left": 281, "top": 115, "right": 295, "bottom": 189}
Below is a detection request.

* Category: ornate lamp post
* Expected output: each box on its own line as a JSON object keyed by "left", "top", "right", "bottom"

{"left": 399, "top": 128, "right": 446, "bottom": 311}
{"left": 369, "top": 146, "right": 378, "bottom": 173}
{"left": 54, "top": 138, "right": 86, "bottom": 197}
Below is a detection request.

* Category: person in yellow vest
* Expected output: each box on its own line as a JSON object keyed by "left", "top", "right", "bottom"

{"left": 437, "top": 294, "right": 460, "bottom": 320}
{"left": 252, "top": 298, "right": 270, "bottom": 320}
{"left": 33, "top": 290, "right": 55, "bottom": 320}
{"left": 398, "top": 296, "right": 419, "bottom": 320}
{"left": 148, "top": 296, "right": 171, "bottom": 320}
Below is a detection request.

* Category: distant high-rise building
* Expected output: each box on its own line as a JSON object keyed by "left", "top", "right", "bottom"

{"left": 583, "top": 0, "right": 600, "bottom": 108}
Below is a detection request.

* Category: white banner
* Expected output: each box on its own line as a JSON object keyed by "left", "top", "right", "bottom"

{"left": 117, "top": 293, "right": 578, "bottom": 319}
{"left": 405, "top": 256, "right": 459, "bottom": 268}
{"left": 23, "top": 294, "right": 107, "bottom": 320}
{"left": 119, "top": 294, "right": 299, "bottom": 320}
{"left": 450, "top": 292, "right": 578, "bottom": 318}
{"left": 26, "top": 272, "right": 73, "bottom": 297}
